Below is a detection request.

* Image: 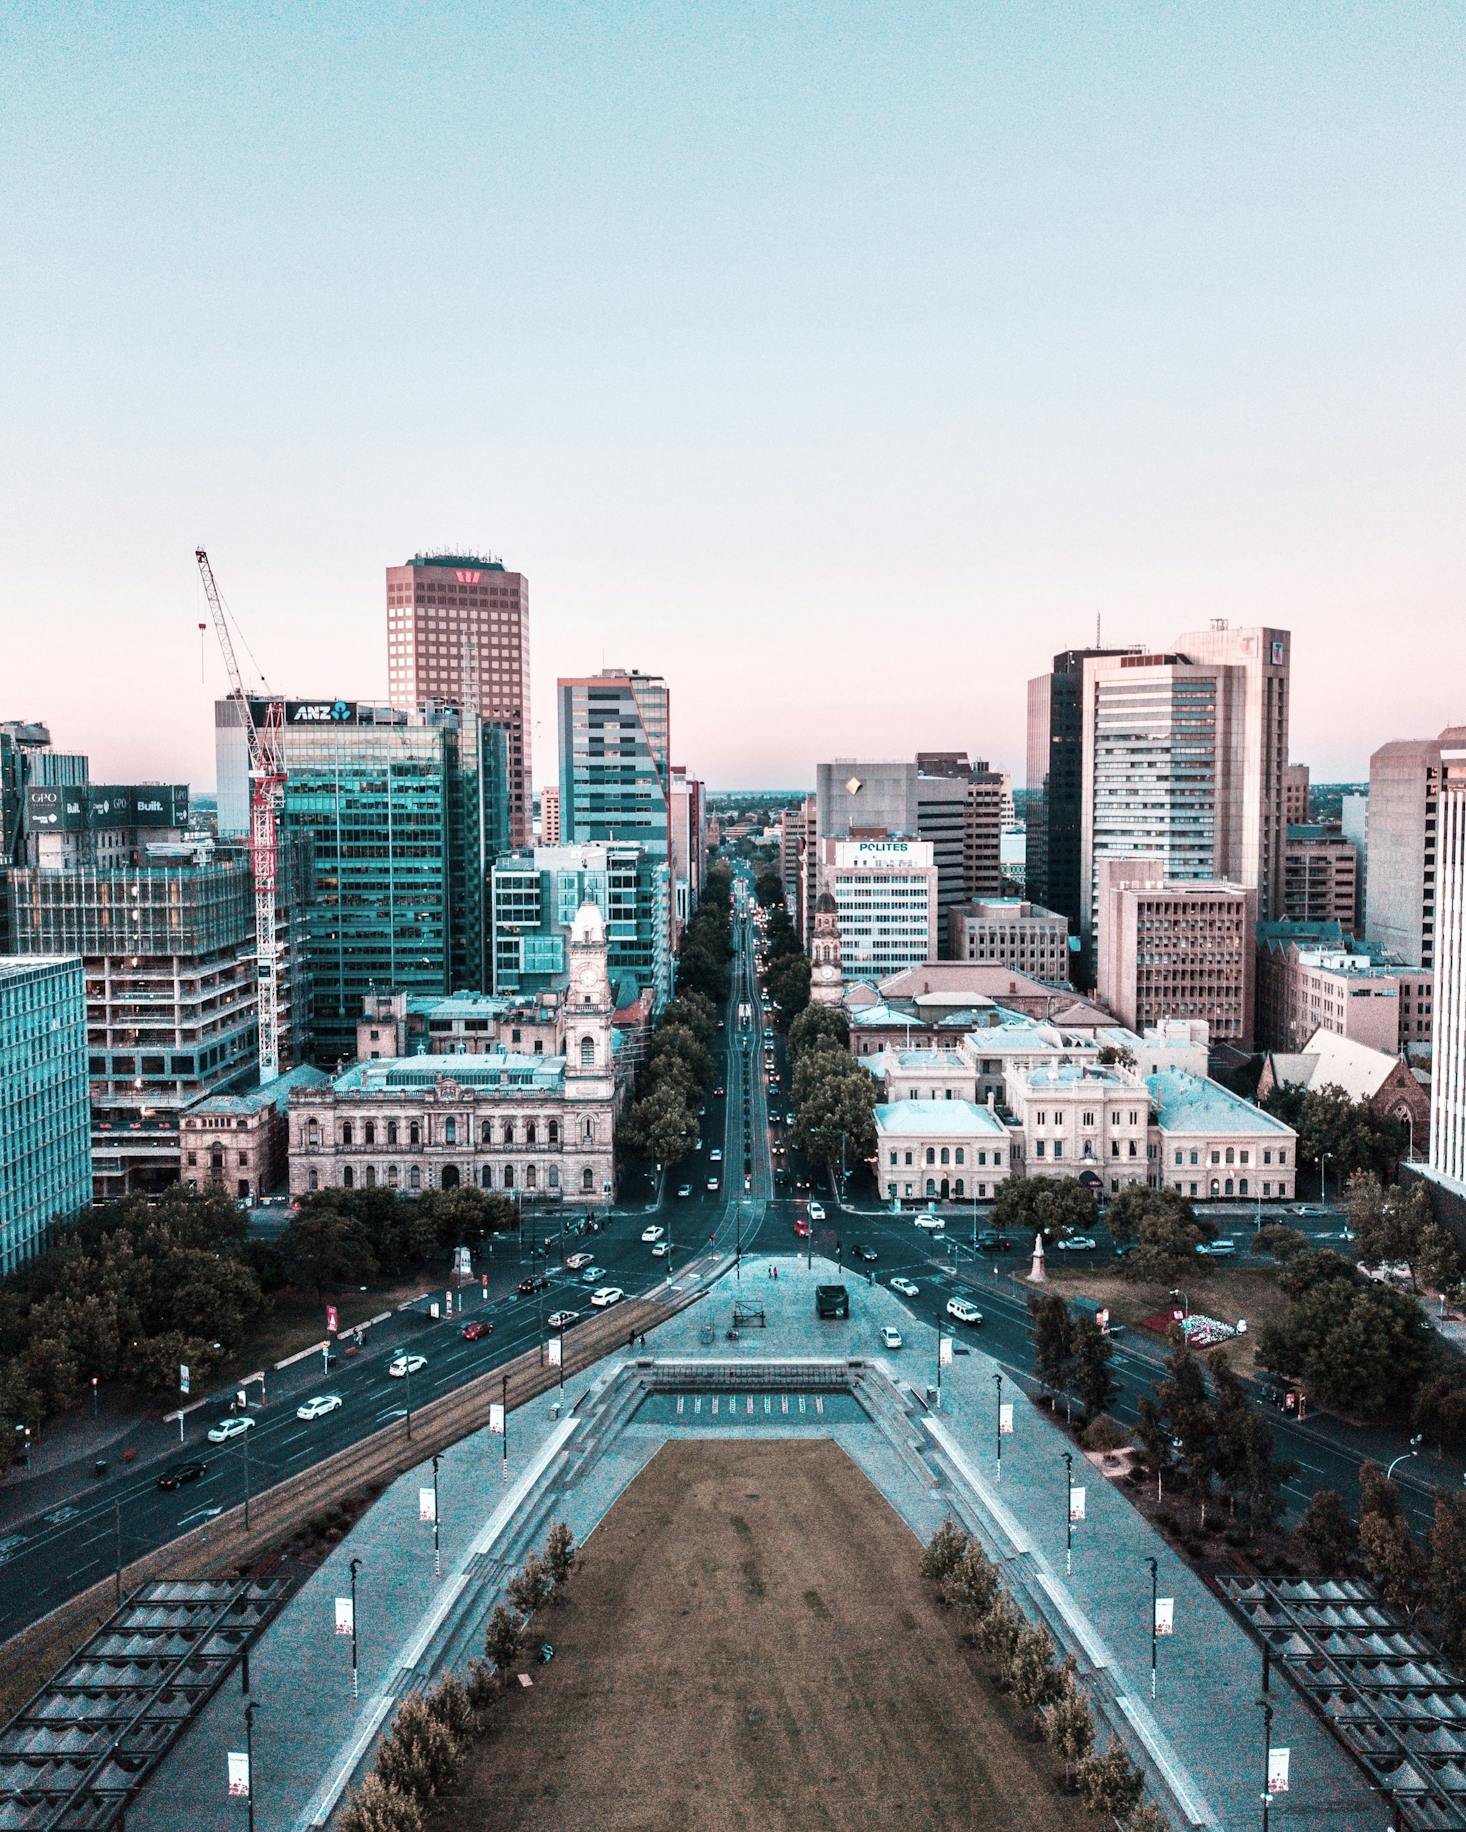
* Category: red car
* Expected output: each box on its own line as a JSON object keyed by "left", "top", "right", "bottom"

{"left": 794, "top": 1218, "right": 812, "bottom": 1238}
{"left": 461, "top": 1320, "right": 495, "bottom": 1341}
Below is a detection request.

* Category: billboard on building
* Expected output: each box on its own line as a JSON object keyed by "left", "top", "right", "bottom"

{"left": 26, "top": 783, "right": 188, "bottom": 831}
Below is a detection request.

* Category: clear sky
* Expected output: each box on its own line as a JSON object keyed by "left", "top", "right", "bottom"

{"left": 4, "top": 2, "right": 1464, "bottom": 792}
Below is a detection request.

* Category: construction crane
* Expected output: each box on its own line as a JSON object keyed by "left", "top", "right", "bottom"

{"left": 195, "top": 549, "right": 286, "bottom": 1084}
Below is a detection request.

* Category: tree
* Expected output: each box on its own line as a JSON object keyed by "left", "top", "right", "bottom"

{"left": 793, "top": 1056, "right": 877, "bottom": 1174}
{"left": 973, "top": 1590, "right": 1024, "bottom": 1673}
{"left": 1254, "top": 1223, "right": 1306, "bottom": 1261}
{"left": 1257, "top": 1276, "right": 1431, "bottom": 1420}
{"left": 1029, "top": 1294, "right": 1076, "bottom": 1412}
{"left": 337, "top": 1775, "right": 425, "bottom": 1832}
{"left": 1266, "top": 1082, "right": 1405, "bottom": 1182}
{"left": 484, "top": 1604, "right": 526, "bottom": 1682}
{"left": 1155, "top": 1348, "right": 1215, "bottom": 1525}
{"left": 788, "top": 1003, "right": 849, "bottom": 1066}
{"left": 544, "top": 1520, "right": 580, "bottom": 1590}
{"left": 1412, "top": 1372, "right": 1466, "bottom": 1455}
{"left": 1123, "top": 1804, "right": 1171, "bottom": 1832}
{"left": 1115, "top": 1192, "right": 1207, "bottom": 1283}
{"left": 1358, "top": 1460, "right": 1404, "bottom": 1524}
{"left": 754, "top": 868, "right": 785, "bottom": 908}
{"left": 506, "top": 1553, "right": 554, "bottom": 1618}
{"left": 1041, "top": 1680, "right": 1095, "bottom": 1789}
{"left": 621, "top": 1082, "right": 698, "bottom": 1170}
{"left": 992, "top": 1177, "right": 1097, "bottom": 1244}
{"left": 920, "top": 1517, "right": 969, "bottom": 1586}
{"left": 1008, "top": 1622, "right": 1064, "bottom": 1730}
{"left": 1359, "top": 1510, "right": 1425, "bottom": 1616}
{"left": 424, "top": 1672, "right": 475, "bottom": 1741}
{"left": 1072, "top": 1317, "right": 1118, "bottom": 1422}
{"left": 766, "top": 955, "right": 811, "bottom": 1031}
{"left": 1427, "top": 1494, "right": 1466, "bottom": 1657}
{"left": 279, "top": 1206, "right": 378, "bottom": 1302}
{"left": 1105, "top": 1184, "right": 1198, "bottom": 1248}
{"left": 1077, "top": 1740, "right": 1145, "bottom": 1820}
{"left": 941, "top": 1542, "right": 1001, "bottom": 1638}
{"left": 375, "top": 1694, "right": 461, "bottom": 1800}
{"left": 1349, "top": 1172, "right": 1458, "bottom": 1292}
{"left": 1134, "top": 1394, "right": 1173, "bottom": 1503}
{"left": 1296, "top": 1489, "right": 1356, "bottom": 1574}
{"left": 659, "top": 992, "right": 716, "bottom": 1047}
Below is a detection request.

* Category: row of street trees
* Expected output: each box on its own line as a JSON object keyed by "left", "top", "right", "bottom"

{"left": 920, "top": 1521, "right": 1162, "bottom": 1825}
{"left": 1133, "top": 1347, "right": 1293, "bottom": 1536}
{"left": 275, "top": 1184, "right": 517, "bottom": 1303}
{"left": 754, "top": 869, "right": 811, "bottom": 1029}
{"left": 1262, "top": 1080, "right": 1409, "bottom": 1182}
{"left": 787, "top": 1004, "right": 876, "bottom": 1178}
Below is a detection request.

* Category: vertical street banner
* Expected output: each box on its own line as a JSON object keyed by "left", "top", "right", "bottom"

{"left": 999, "top": 1403, "right": 1014, "bottom": 1435}
{"left": 326, "top": 1304, "right": 339, "bottom": 1334}
{"left": 178, "top": 1364, "right": 190, "bottom": 1396}
{"left": 1095, "top": 1307, "right": 1110, "bottom": 1332}
{"left": 334, "top": 1597, "right": 354, "bottom": 1637}
{"left": 1155, "top": 1597, "right": 1174, "bottom": 1637}
{"left": 227, "top": 1752, "right": 250, "bottom": 1798}
{"left": 1069, "top": 1487, "right": 1087, "bottom": 1523}
{"left": 938, "top": 1336, "right": 953, "bottom": 1367}
{"left": 489, "top": 1402, "right": 506, "bottom": 1436}
{"left": 1267, "top": 1748, "right": 1291, "bottom": 1794}
{"left": 547, "top": 1336, "right": 563, "bottom": 1367}
{"left": 418, "top": 1487, "right": 436, "bottom": 1523}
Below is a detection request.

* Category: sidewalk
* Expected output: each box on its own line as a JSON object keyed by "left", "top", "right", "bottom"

{"left": 126, "top": 1254, "right": 1376, "bottom": 1831}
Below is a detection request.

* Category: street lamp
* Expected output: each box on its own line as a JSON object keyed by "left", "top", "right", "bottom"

{"left": 1146, "top": 1556, "right": 1159, "bottom": 1699}
{"left": 1386, "top": 1435, "right": 1423, "bottom": 1483}
{"left": 1169, "top": 1287, "right": 1189, "bottom": 1319}
{"left": 242, "top": 1699, "right": 257, "bottom": 1832}
{"left": 348, "top": 1557, "right": 361, "bottom": 1699}
{"left": 1063, "top": 1450, "right": 1074, "bottom": 1575}
{"left": 1258, "top": 1698, "right": 1274, "bottom": 1832}
{"left": 430, "top": 1454, "right": 442, "bottom": 1580}
{"left": 993, "top": 1372, "right": 1004, "bottom": 1482}
{"left": 1320, "top": 1149, "right": 1331, "bottom": 1206}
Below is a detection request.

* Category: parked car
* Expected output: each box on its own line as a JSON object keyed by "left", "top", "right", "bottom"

{"left": 641, "top": 1225, "right": 665, "bottom": 1243}
{"left": 157, "top": 1460, "right": 208, "bottom": 1489}
{"left": 460, "top": 1320, "right": 495, "bottom": 1340}
{"left": 880, "top": 1325, "right": 903, "bottom": 1350}
{"left": 976, "top": 1229, "right": 1012, "bottom": 1252}
{"left": 1195, "top": 1238, "right": 1237, "bottom": 1257}
{"left": 296, "top": 1393, "right": 344, "bottom": 1419}
{"left": 946, "top": 1297, "right": 983, "bottom": 1325}
{"left": 387, "top": 1354, "right": 427, "bottom": 1379}
{"left": 1054, "top": 1235, "right": 1097, "bottom": 1252}
{"left": 207, "top": 1416, "right": 255, "bottom": 1444}
{"left": 590, "top": 1286, "right": 624, "bottom": 1308}
{"left": 889, "top": 1276, "right": 920, "bottom": 1297}
{"left": 547, "top": 1310, "right": 580, "bottom": 1330}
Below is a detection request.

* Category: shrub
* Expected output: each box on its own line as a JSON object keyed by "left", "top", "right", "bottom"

{"left": 544, "top": 1520, "right": 580, "bottom": 1590}
{"left": 920, "top": 1517, "right": 969, "bottom": 1586}
{"left": 336, "top": 1774, "right": 425, "bottom": 1832}
{"left": 1080, "top": 1414, "right": 1129, "bottom": 1452}
{"left": 507, "top": 1553, "right": 554, "bottom": 1618}
{"left": 1077, "top": 1740, "right": 1145, "bottom": 1819}
{"left": 374, "top": 1695, "right": 461, "bottom": 1800}
{"left": 484, "top": 1603, "right": 526, "bottom": 1683}
{"left": 424, "top": 1671, "right": 475, "bottom": 1740}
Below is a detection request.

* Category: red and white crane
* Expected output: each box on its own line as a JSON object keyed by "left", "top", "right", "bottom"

{"left": 195, "top": 548, "right": 286, "bottom": 1083}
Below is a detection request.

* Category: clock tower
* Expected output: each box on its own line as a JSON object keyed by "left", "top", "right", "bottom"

{"left": 564, "top": 901, "right": 616, "bottom": 1203}
{"left": 810, "top": 890, "right": 844, "bottom": 1006}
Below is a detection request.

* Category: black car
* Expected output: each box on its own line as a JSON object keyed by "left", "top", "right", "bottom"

{"left": 157, "top": 1460, "right": 208, "bottom": 1491}
{"left": 976, "top": 1229, "right": 1012, "bottom": 1253}
{"left": 852, "top": 1245, "right": 878, "bottom": 1263}
{"left": 516, "top": 1274, "right": 550, "bottom": 1296}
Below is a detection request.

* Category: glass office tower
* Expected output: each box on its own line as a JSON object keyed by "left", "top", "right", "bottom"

{"left": 0, "top": 956, "right": 91, "bottom": 1271}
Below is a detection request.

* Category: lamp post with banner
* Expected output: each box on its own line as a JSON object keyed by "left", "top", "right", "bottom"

{"left": 1063, "top": 1450, "right": 1076, "bottom": 1575}
{"left": 227, "top": 1699, "right": 257, "bottom": 1832}
{"left": 492, "top": 1374, "right": 509, "bottom": 1479}
{"left": 423, "top": 1455, "right": 442, "bottom": 1579}
{"left": 337, "top": 1557, "right": 361, "bottom": 1699}
{"left": 993, "top": 1372, "right": 1008, "bottom": 1480}
{"left": 936, "top": 1330, "right": 952, "bottom": 1403}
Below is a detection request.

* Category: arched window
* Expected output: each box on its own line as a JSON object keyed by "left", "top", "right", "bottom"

{"left": 526, "top": 1121, "right": 537, "bottom": 1145}
{"left": 307, "top": 1169, "right": 319, "bottom": 1191}
{"left": 503, "top": 1120, "right": 514, "bottom": 1145}
{"left": 307, "top": 1119, "right": 319, "bottom": 1146}
{"left": 445, "top": 1118, "right": 457, "bottom": 1144}
{"left": 441, "top": 1165, "right": 460, "bottom": 1190}
{"left": 364, "top": 1121, "right": 376, "bottom": 1146}
{"left": 925, "top": 1178, "right": 936, "bottom": 1197}
{"left": 409, "top": 1165, "right": 421, "bottom": 1191}
{"left": 526, "top": 1165, "right": 537, "bottom": 1189}
{"left": 925, "top": 1147, "right": 935, "bottom": 1165}
{"left": 955, "top": 1148, "right": 965, "bottom": 1164}
{"left": 549, "top": 1165, "right": 560, "bottom": 1188}
{"left": 1225, "top": 1146, "right": 1234, "bottom": 1165}
{"left": 504, "top": 1164, "right": 515, "bottom": 1189}
{"left": 409, "top": 1121, "right": 421, "bottom": 1146}
{"left": 481, "top": 1165, "right": 493, "bottom": 1189}
{"left": 583, "top": 1117, "right": 594, "bottom": 1143}
{"left": 387, "top": 1165, "right": 399, "bottom": 1187}
{"left": 481, "top": 1120, "right": 491, "bottom": 1144}
{"left": 387, "top": 1120, "right": 398, "bottom": 1145}
{"left": 580, "top": 1035, "right": 595, "bottom": 1068}
{"left": 582, "top": 1167, "right": 595, "bottom": 1191}
{"left": 548, "top": 1120, "right": 559, "bottom": 1145}
{"left": 365, "top": 1164, "right": 377, "bottom": 1187}
{"left": 341, "top": 1121, "right": 354, "bottom": 1147}
{"left": 343, "top": 1165, "right": 355, "bottom": 1189}
{"left": 954, "top": 1179, "right": 964, "bottom": 1197}
{"left": 939, "top": 1147, "right": 949, "bottom": 1165}
{"left": 1239, "top": 1177, "right": 1249, "bottom": 1196}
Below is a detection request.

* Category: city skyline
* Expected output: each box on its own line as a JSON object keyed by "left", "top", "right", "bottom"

{"left": 6, "top": 3, "right": 1466, "bottom": 790}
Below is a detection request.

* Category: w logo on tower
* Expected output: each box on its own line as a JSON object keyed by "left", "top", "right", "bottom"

{"left": 454, "top": 570, "right": 481, "bottom": 584}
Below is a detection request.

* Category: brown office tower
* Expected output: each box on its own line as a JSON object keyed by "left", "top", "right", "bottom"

{"left": 386, "top": 551, "right": 532, "bottom": 845}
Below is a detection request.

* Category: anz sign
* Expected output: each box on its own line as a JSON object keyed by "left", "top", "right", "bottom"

{"left": 287, "top": 699, "right": 356, "bottom": 724}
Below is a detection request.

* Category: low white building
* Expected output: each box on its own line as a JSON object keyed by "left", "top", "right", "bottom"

{"left": 1004, "top": 1061, "right": 1153, "bottom": 1193}
{"left": 863, "top": 1047, "right": 978, "bottom": 1104}
{"left": 1147, "top": 1070, "right": 1297, "bottom": 1202}
{"left": 874, "top": 1099, "right": 1012, "bottom": 1204}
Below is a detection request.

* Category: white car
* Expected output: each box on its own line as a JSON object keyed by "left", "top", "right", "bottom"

{"left": 651, "top": 1241, "right": 670, "bottom": 1257}
{"left": 641, "top": 1225, "right": 665, "bottom": 1243}
{"left": 914, "top": 1212, "right": 945, "bottom": 1232}
{"left": 565, "top": 1251, "right": 593, "bottom": 1270}
{"left": 880, "top": 1325, "right": 903, "bottom": 1350}
{"left": 946, "top": 1297, "right": 983, "bottom": 1326}
{"left": 590, "top": 1286, "right": 624, "bottom": 1308}
{"left": 207, "top": 1415, "right": 255, "bottom": 1444}
{"left": 1054, "top": 1235, "right": 1097, "bottom": 1252}
{"left": 890, "top": 1276, "right": 920, "bottom": 1297}
{"left": 387, "top": 1354, "right": 427, "bottom": 1379}
{"left": 295, "top": 1394, "right": 343, "bottom": 1421}
{"left": 709, "top": 1148, "right": 723, "bottom": 1163}
{"left": 548, "top": 1309, "right": 580, "bottom": 1330}
{"left": 808, "top": 1200, "right": 826, "bottom": 1223}
{"left": 707, "top": 1177, "right": 720, "bottom": 1192}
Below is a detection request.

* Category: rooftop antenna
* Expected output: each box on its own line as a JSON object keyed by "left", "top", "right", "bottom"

{"left": 1096, "top": 611, "right": 1102, "bottom": 647}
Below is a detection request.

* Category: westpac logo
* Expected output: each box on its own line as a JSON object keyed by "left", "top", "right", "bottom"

{"left": 291, "top": 699, "right": 353, "bottom": 723}
{"left": 454, "top": 569, "right": 481, "bottom": 584}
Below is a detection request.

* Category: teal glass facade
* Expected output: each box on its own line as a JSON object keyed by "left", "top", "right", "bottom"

{"left": 491, "top": 843, "right": 671, "bottom": 1010}
{"left": 0, "top": 956, "right": 91, "bottom": 1272}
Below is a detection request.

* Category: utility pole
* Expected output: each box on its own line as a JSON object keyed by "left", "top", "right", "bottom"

{"left": 242, "top": 1427, "right": 252, "bottom": 1529}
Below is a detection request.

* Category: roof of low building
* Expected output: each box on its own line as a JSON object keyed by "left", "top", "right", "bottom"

{"left": 1146, "top": 1069, "right": 1295, "bottom": 1136}
{"left": 874, "top": 1099, "right": 1009, "bottom": 1136}
{"left": 1290, "top": 1029, "right": 1407, "bottom": 1102}
{"left": 1015, "top": 1062, "right": 1131, "bottom": 1091}
{"left": 190, "top": 1063, "right": 330, "bottom": 1114}
{"left": 319, "top": 1053, "right": 567, "bottom": 1096}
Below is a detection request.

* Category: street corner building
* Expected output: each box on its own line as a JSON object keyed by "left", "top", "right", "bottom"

{"left": 286, "top": 903, "right": 618, "bottom": 1206}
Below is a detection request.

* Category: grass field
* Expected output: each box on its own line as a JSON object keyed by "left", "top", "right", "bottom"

{"left": 1038, "top": 1263, "right": 1292, "bottom": 1376}
{"left": 446, "top": 1439, "right": 1070, "bottom": 1832}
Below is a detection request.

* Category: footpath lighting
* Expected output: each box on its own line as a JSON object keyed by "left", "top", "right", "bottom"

{"left": 228, "top": 1699, "right": 258, "bottom": 1832}
{"left": 1387, "top": 1435, "right": 1423, "bottom": 1482}
{"left": 1063, "top": 1450, "right": 1075, "bottom": 1576}
{"left": 424, "top": 1455, "right": 442, "bottom": 1580}
{"left": 1145, "top": 1556, "right": 1174, "bottom": 1699}
{"left": 344, "top": 1557, "right": 362, "bottom": 1698}
{"left": 993, "top": 1373, "right": 1005, "bottom": 1481}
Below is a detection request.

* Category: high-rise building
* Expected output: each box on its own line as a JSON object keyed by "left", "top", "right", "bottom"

{"left": 1366, "top": 734, "right": 1444, "bottom": 969}
{"left": 1077, "top": 624, "right": 1290, "bottom": 969}
{"left": 947, "top": 898, "right": 1071, "bottom": 982}
{"left": 0, "top": 721, "right": 89, "bottom": 947}
{"left": 1428, "top": 730, "right": 1466, "bottom": 1192}
{"left": 668, "top": 766, "right": 707, "bottom": 936}
{"left": 1025, "top": 649, "right": 1131, "bottom": 933}
{"left": 1095, "top": 858, "right": 1257, "bottom": 1049}
{"left": 539, "top": 784, "right": 561, "bottom": 844}
{"left": 1255, "top": 921, "right": 1432, "bottom": 1055}
{"left": 1282, "top": 763, "right": 1311, "bottom": 825}
{"left": 1281, "top": 824, "right": 1359, "bottom": 930}
{"left": 0, "top": 956, "right": 91, "bottom": 1271}
{"left": 218, "top": 698, "right": 504, "bottom": 1064}
{"left": 816, "top": 760, "right": 917, "bottom": 842}
{"left": 490, "top": 842, "right": 671, "bottom": 1011}
{"left": 385, "top": 551, "right": 532, "bottom": 846}
{"left": 818, "top": 837, "right": 938, "bottom": 984}
{"left": 558, "top": 670, "right": 672, "bottom": 857}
